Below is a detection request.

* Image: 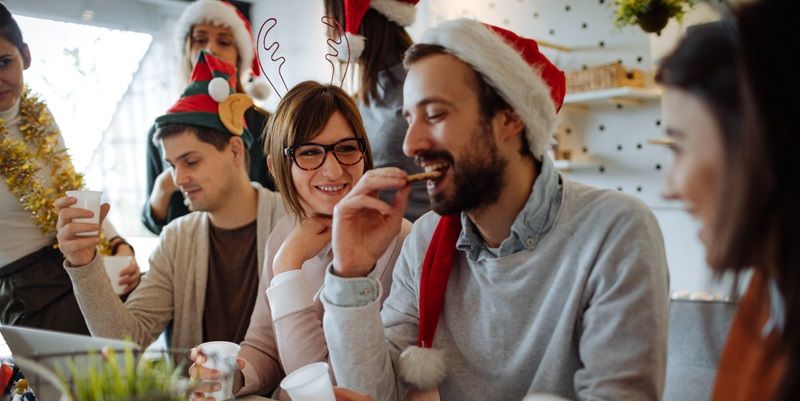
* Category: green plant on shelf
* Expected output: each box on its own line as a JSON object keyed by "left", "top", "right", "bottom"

{"left": 613, "top": 0, "right": 696, "bottom": 34}
{"left": 56, "top": 347, "right": 197, "bottom": 401}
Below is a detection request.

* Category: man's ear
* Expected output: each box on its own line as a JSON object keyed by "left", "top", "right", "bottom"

{"left": 21, "top": 43, "right": 31, "bottom": 70}
{"left": 495, "top": 109, "right": 525, "bottom": 142}
{"left": 229, "top": 136, "right": 245, "bottom": 161}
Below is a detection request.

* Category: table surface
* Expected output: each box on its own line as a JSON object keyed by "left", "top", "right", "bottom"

{"left": 238, "top": 395, "right": 276, "bottom": 401}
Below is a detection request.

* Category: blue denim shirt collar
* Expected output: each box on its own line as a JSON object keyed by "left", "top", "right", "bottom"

{"left": 456, "top": 156, "right": 563, "bottom": 262}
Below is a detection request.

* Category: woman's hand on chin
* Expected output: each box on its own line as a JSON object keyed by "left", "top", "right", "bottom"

{"left": 272, "top": 213, "right": 334, "bottom": 276}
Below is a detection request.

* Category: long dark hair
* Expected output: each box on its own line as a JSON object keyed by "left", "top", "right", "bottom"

{"left": 324, "top": 0, "right": 413, "bottom": 105}
{"left": 733, "top": 0, "right": 800, "bottom": 398}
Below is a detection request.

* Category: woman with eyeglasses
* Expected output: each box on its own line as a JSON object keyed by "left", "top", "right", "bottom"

{"left": 190, "top": 81, "right": 412, "bottom": 400}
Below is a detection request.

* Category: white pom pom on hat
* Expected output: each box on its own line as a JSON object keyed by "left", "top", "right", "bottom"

{"left": 208, "top": 77, "right": 231, "bottom": 102}
{"left": 398, "top": 346, "right": 447, "bottom": 390}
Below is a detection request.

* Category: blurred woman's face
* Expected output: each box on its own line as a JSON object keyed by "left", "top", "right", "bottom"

{"left": 290, "top": 111, "right": 366, "bottom": 217}
{"left": 189, "top": 23, "right": 239, "bottom": 71}
{"left": 661, "top": 88, "right": 725, "bottom": 259}
{"left": 0, "top": 37, "right": 30, "bottom": 112}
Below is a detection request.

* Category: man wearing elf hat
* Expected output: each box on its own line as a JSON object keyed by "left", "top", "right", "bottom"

{"left": 143, "top": 0, "right": 274, "bottom": 235}
{"left": 322, "top": 19, "right": 669, "bottom": 401}
{"left": 55, "top": 50, "right": 285, "bottom": 351}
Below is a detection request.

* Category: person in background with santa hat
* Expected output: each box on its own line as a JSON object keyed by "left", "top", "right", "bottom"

{"left": 143, "top": 0, "right": 274, "bottom": 235}
{"left": 325, "top": 0, "right": 430, "bottom": 222}
{"left": 321, "top": 19, "right": 669, "bottom": 401}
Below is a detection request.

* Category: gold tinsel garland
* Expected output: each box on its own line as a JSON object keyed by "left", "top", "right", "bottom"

{"left": 0, "top": 87, "right": 84, "bottom": 235}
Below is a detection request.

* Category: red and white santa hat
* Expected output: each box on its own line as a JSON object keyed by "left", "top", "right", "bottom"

{"left": 396, "top": 19, "right": 566, "bottom": 391}
{"left": 415, "top": 18, "right": 566, "bottom": 159}
{"left": 336, "top": 0, "right": 420, "bottom": 61}
{"left": 175, "top": 0, "right": 270, "bottom": 100}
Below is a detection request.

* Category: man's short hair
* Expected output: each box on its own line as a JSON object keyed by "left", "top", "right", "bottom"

{"left": 403, "top": 44, "right": 531, "bottom": 156}
{"left": 154, "top": 123, "right": 250, "bottom": 171}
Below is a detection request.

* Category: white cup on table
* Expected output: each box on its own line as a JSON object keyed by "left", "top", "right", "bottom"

{"left": 198, "top": 341, "right": 241, "bottom": 401}
{"left": 102, "top": 255, "right": 131, "bottom": 294}
{"left": 65, "top": 190, "right": 102, "bottom": 236}
{"left": 280, "top": 362, "right": 335, "bottom": 401}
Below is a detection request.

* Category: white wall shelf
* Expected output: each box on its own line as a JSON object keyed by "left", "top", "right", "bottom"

{"left": 564, "top": 87, "right": 662, "bottom": 106}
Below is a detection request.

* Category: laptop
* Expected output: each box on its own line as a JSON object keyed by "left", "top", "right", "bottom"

{"left": 0, "top": 325, "right": 138, "bottom": 400}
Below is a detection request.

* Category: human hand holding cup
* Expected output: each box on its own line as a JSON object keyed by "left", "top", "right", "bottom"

{"left": 102, "top": 256, "right": 133, "bottom": 294}
{"left": 65, "top": 190, "right": 102, "bottom": 236}
{"left": 280, "top": 362, "right": 336, "bottom": 401}
{"left": 55, "top": 192, "right": 109, "bottom": 267}
{"left": 192, "top": 341, "right": 241, "bottom": 401}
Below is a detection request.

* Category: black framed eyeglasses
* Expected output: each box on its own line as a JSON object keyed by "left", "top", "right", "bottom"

{"left": 284, "top": 137, "right": 367, "bottom": 171}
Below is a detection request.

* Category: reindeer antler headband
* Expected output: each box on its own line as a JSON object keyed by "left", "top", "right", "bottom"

{"left": 255, "top": 16, "right": 351, "bottom": 99}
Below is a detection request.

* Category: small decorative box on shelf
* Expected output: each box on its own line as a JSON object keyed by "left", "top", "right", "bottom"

{"left": 563, "top": 87, "right": 662, "bottom": 107}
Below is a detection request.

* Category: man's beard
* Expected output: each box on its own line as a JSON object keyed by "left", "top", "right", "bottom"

{"left": 425, "top": 121, "right": 507, "bottom": 216}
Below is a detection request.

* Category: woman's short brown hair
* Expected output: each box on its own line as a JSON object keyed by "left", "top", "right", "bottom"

{"left": 264, "top": 81, "right": 374, "bottom": 218}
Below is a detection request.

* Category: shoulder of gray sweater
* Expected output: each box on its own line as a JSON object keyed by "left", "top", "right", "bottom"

{"left": 562, "top": 178, "right": 658, "bottom": 227}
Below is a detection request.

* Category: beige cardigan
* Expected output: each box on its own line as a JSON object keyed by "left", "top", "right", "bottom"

{"left": 237, "top": 215, "right": 412, "bottom": 397}
{"left": 65, "top": 183, "right": 286, "bottom": 350}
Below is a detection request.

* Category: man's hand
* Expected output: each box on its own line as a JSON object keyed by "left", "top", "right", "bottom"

{"left": 55, "top": 196, "right": 110, "bottom": 267}
{"left": 273, "top": 213, "right": 333, "bottom": 276}
{"left": 188, "top": 347, "right": 246, "bottom": 401}
{"left": 332, "top": 168, "right": 411, "bottom": 278}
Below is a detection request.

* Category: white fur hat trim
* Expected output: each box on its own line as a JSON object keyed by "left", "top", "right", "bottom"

{"left": 370, "top": 0, "right": 417, "bottom": 27}
{"left": 335, "top": 32, "right": 366, "bottom": 62}
{"left": 398, "top": 345, "right": 447, "bottom": 390}
{"left": 419, "top": 18, "right": 558, "bottom": 158}
{"left": 175, "top": 0, "right": 255, "bottom": 91}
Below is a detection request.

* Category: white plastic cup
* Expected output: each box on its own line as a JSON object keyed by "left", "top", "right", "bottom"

{"left": 102, "top": 256, "right": 131, "bottom": 294}
{"left": 280, "top": 362, "right": 335, "bottom": 401}
{"left": 65, "top": 190, "right": 102, "bottom": 236}
{"left": 198, "top": 341, "right": 241, "bottom": 401}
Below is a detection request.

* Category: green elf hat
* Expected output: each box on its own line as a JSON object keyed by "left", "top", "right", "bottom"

{"left": 156, "top": 49, "right": 254, "bottom": 148}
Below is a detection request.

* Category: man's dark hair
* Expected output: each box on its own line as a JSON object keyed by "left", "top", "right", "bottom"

{"left": 403, "top": 44, "right": 530, "bottom": 156}
{"left": 154, "top": 123, "right": 250, "bottom": 171}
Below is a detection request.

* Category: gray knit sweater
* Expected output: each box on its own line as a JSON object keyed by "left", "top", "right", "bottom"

{"left": 322, "top": 158, "right": 669, "bottom": 401}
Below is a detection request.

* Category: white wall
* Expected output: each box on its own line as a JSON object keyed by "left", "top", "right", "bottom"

{"left": 250, "top": 0, "right": 330, "bottom": 110}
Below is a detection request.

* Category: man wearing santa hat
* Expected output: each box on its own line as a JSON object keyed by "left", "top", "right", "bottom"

{"left": 321, "top": 18, "right": 669, "bottom": 401}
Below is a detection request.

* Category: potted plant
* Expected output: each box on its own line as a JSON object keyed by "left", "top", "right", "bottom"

{"left": 613, "top": 0, "right": 696, "bottom": 34}
{"left": 6, "top": 347, "right": 198, "bottom": 401}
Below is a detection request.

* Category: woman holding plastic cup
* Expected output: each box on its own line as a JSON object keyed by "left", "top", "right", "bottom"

{"left": 0, "top": 4, "right": 139, "bottom": 335}
{"left": 189, "top": 81, "right": 412, "bottom": 401}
